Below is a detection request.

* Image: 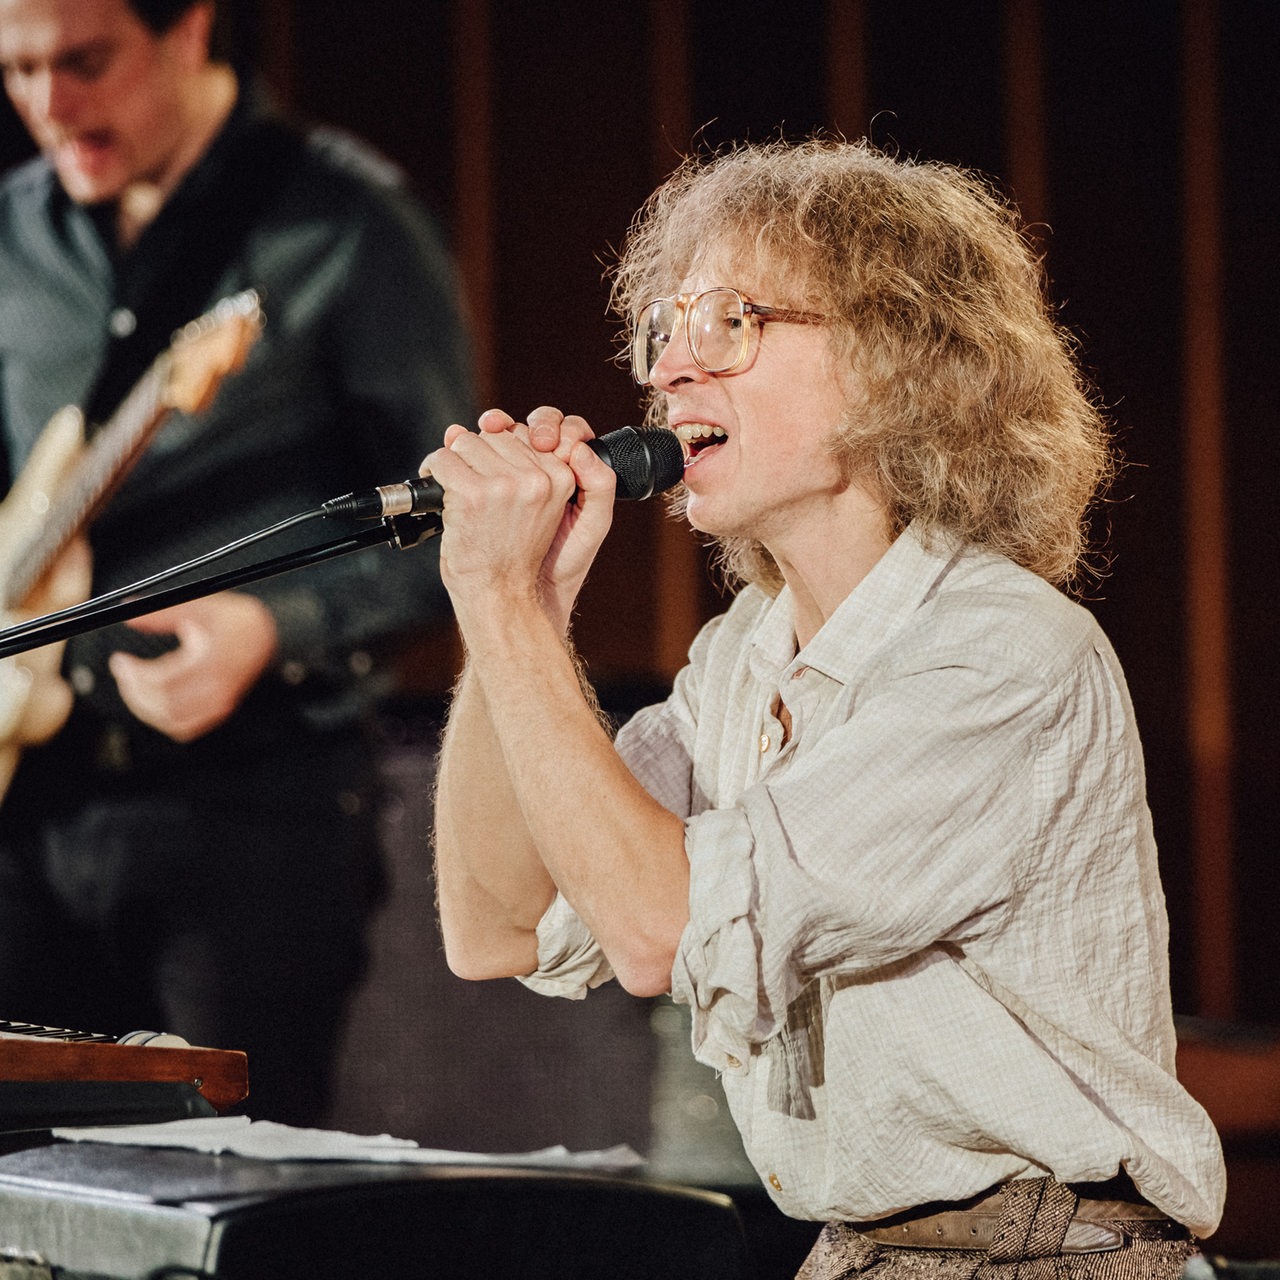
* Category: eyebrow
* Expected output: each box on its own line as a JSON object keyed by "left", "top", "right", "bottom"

{"left": 1, "top": 37, "right": 116, "bottom": 76}
{"left": 54, "top": 38, "right": 116, "bottom": 74}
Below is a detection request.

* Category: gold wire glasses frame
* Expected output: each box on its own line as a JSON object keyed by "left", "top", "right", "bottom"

{"left": 630, "top": 287, "right": 828, "bottom": 385}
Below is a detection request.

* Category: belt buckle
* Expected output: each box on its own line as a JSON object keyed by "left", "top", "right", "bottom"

{"left": 1064, "top": 1220, "right": 1125, "bottom": 1252}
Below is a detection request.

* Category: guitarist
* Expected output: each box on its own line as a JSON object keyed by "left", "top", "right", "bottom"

{"left": 0, "top": 0, "right": 472, "bottom": 1126}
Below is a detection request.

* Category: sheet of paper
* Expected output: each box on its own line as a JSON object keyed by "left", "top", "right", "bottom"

{"left": 51, "top": 1116, "right": 644, "bottom": 1172}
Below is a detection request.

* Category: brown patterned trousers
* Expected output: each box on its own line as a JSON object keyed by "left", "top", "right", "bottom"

{"left": 796, "top": 1178, "right": 1199, "bottom": 1280}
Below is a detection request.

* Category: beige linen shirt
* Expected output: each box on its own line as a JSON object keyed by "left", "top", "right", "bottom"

{"left": 523, "top": 524, "right": 1226, "bottom": 1236}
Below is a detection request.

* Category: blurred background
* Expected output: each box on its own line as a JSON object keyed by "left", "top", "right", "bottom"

{"left": 3, "top": 0, "right": 1275, "bottom": 1265}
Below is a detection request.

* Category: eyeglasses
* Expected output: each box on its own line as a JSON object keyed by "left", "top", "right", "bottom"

{"left": 630, "top": 287, "right": 827, "bottom": 385}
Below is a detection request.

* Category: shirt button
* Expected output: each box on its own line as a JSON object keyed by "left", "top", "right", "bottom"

{"left": 69, "top": 664, "right": 95, "bottom": 695}
{"left": 768, "top": 1173, "right": 782, "bottom": 1192}
{"left": 725, "top": 1054, "right": 741, "bottom": 1070}
{"left": 758, "top": 733, "right": 770, "bottom": 754}
{"left": 109, "top": 306, "right": 137, "bottom": 337}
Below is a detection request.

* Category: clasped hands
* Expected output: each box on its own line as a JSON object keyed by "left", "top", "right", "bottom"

{"left": 425, "top": 406, "right": 617, "bottom": 634}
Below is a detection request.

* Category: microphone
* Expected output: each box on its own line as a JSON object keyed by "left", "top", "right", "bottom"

{"left": 323, "top": 426, "right": 685, "bottom": 521}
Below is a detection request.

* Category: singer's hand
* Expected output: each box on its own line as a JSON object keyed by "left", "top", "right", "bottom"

{"left": 107, "top": 592, "right": 278, "bottom": 742}
{"left": 477, "top": 404, "right": 583, "bottom": 456}
{"left": 431, "top": 407, "right": 615, "bottom": 632}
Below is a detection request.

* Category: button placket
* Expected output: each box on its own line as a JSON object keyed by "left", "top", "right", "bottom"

{"left": 779, "top": 661, "right": 822, "bottom": 744}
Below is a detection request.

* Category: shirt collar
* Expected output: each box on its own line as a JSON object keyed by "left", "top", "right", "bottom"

{"left": 750, "top": 522, "right": 967, "bottom": 686}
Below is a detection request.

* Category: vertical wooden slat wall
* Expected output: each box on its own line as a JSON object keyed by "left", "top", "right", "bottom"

{"left": 647, "top": 0, "right": 702, "bottom": 681}
{"left": 826, "top": 0, "right": 869, "bottom": 139}
{"left": 252, "top": 0, "right": 296, "bottom": 108}
{"left": 452, "top": 0, "right": 497, "bottom": 409}
{"left": 1181, "top": 0, "right": 1234, "bottom": 1020}
{"left": 164, "top": 0, "right": 1268, "bottom": 1027}
{"left": 1001, "top": 0, "right": 1048, "bottom": 232}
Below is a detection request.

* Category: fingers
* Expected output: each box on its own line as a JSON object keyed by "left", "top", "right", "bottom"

{"left": 440, "top": 422, "right": 472, "bottom": 452}
{"left": 528, "top": 406, "right": 597, "bottom": 456}
{"left": 477, "top": 408, "right": 517, "bottom": 434}
{"left": 427, "top": 430, "right": 573, "bottom": 519}
{"left": 470, "top": 407, "right": 597, "bottom": 454}
{"left": 108, "top": 649, "right": 193, "bottom": 739}
{"left": 106, "top": 595, "right": 277, "bottom": 742}
{"left": 433, "top": 412, "right": 553, "bottom": 478}
{"left": 422, "top": 407, "right": 608, "bottom": 531}
{"left": 525, "top": 406, "right": 564, "bottom": 452}
{"left": 431, "top": 409, "right": 582, "bottom": 503}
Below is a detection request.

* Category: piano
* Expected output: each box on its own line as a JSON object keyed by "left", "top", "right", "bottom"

{"left": 0, "top": 1023, "right": 750, "bottom": 1279}
{"left": 0, "top": 1017, "right": 248, "bottom": 1132}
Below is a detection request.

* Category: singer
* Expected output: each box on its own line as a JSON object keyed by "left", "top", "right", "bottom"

{"left": 431, "top": 139, "right": 1225, "bottom": 1277}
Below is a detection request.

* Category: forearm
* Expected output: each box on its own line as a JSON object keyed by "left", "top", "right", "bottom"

{"left": 461, "top": 592, "right": 690, "bottom": 996}
{"left": 433, "top": 660, "right": 555, "bottom": 980}
{"left": 428, "top": 408, "right": 689, "bottom": 994}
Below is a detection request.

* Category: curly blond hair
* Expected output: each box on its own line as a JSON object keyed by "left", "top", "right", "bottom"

{"left": 608, "top": 137, "right": 1115, "bottom": 593}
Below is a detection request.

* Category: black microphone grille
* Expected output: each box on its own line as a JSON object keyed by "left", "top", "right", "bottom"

{"left": 591, "top": 427, "right": 685, "bottom": 501}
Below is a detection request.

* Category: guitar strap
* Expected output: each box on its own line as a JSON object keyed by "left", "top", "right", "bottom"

{"left": 81, "top": 105, "right": 304, "bottom": 431}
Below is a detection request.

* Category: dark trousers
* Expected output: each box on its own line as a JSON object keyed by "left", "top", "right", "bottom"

{"left": 0, "top": 703, "right": 385, "bottom": 1129}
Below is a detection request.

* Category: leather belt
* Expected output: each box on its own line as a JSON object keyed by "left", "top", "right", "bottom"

{"left": 853, "top": 1182, "right": 1189, "bottom": 1253}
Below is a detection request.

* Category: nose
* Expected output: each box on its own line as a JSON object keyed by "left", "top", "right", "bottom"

{"left": 648, "top": 307, "right": 707, "bottom": 392}
{"left": 21, "top": 68, "right": 79, "bottom": 128}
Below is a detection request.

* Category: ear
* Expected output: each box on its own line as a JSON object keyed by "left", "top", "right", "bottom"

{"left": 166, "top": 1, "right": 217, "bottom": 70}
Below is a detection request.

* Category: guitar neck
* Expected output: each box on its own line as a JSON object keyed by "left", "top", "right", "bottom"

{"left": 0, "top": 290, "right": 262, "bottom": 617}
{"left": 4, "top": 353, "right": 173, "bottom": 611}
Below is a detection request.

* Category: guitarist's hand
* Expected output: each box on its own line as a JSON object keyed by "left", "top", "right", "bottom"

{"left": 107, "top": 592, "right": 279, "bottom": 742}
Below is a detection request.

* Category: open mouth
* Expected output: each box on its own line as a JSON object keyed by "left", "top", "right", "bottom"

{"left": 674, "top": 423, "right": 726, "bottom": 465}
{"left": 56, "top": 132, "right": 114, "bottom": 175}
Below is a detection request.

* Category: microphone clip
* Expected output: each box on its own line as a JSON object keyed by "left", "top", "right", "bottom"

{"left": 386, "top": 511, "right": 442, "bottom": 550}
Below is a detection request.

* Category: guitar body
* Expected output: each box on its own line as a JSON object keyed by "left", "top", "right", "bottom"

{"left": 0, "top": 407, "right": 94, "bottom": 798}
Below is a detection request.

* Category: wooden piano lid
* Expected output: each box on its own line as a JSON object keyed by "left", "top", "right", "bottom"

{"left": 0, "top": 1022, "right": 248, "bottom": 1113}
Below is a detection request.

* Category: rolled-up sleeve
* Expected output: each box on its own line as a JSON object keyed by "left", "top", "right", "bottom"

{"left": 519, "top": 891, "right": 616, "bottom": 999}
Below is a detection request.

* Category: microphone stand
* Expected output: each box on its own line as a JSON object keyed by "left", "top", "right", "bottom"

{"left": 0, "top": 512, "right": 441, "bottom": 661}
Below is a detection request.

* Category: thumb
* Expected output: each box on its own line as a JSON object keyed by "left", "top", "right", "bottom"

{"left": 569, "top": 438, "right": 617, "bottom": 499}
{"left": 108, "top": 650, "right": 143, "bottom": 682}
{"left": 124, "top": 605, "right": 184, "bottom": 635}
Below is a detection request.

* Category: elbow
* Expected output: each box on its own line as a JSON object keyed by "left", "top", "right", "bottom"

{"left": 606, "top": 904, "right": 687, "bottom": 997}
{"left": 609, "top": 940, "right": 678, "bottom": 999}
{"left": 616, "top": 966, "right": 673, "bottom": 998}
{"left": 442, "top": 948, "right": 514, "bottom": 983}
{"left": 439, "top": 921, "right": 539, "bottom": 984}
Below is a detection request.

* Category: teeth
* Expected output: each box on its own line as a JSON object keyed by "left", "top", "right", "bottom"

{"left": 674, "top": 424, "right": 726, "bottom": 444}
